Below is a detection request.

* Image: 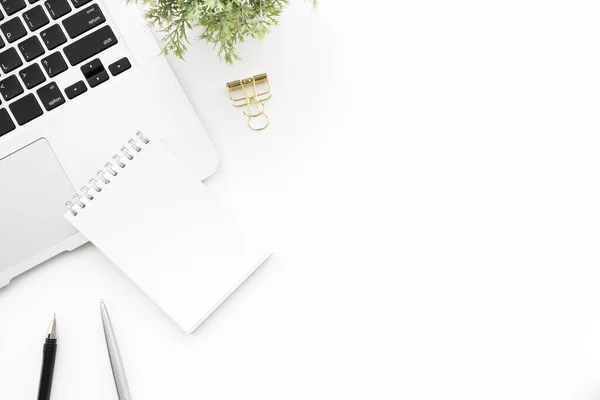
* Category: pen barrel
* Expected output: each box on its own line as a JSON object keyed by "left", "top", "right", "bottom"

{"left": 37, "top": 339, "right": 57, "bottom": 400}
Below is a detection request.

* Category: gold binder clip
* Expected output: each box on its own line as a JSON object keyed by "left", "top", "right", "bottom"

{"left": 226, "top": 73, "right": 272, "bottom": 108}
{"left": 247, "top": 112, "right": 270, "bottom": 131}
{"left": 226, "top": 73, "right": 272, "bottom": 131}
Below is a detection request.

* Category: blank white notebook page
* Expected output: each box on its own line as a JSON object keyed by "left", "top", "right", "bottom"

{"left": 65, "top": 134, "right": 271, "bottom": 334}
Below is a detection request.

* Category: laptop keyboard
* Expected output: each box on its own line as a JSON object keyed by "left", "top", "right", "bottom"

{"left": 0, "top": 0, "right": 129, "bottom": 136}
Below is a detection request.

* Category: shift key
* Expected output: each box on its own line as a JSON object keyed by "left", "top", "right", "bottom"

{"left": 62, "top": 4, "right": 105, "bottom": 39}
{"left": 63, "top": 25, "right": 117, "bottom": 66}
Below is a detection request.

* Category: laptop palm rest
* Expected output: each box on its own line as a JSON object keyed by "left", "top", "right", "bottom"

{"left": 0, "top": 139, "right": 77, "bottom": 273}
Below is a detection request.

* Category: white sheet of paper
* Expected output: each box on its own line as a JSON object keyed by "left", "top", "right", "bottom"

{"left": 65, "top": 134, "right": 271, "bottom": 334}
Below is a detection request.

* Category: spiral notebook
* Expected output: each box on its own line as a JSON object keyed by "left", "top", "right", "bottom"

{"left": 64, "top": 132, "right": 271, "bottom": 334}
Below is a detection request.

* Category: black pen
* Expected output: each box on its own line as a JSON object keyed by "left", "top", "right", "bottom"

{"left": 37, "top": 314, "right": 57, "bottom": 400}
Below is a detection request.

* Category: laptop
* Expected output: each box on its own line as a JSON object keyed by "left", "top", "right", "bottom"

{"left": 0, "top": 0, "right": 220, "bottom": 287}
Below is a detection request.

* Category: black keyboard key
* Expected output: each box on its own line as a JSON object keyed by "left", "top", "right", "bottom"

{"left": 9, "top": 93, "right": 42, "bottom": 125}
{"left": 64, "top": 79, "right": 85, "bottom": 99}
{"left": 87, "top": 69, "right": 107, "bottom": 87}
{"left": 0, "top": 0, "right": 25, "bottom": 16}
{"left": 44, "top": 0, "right": 70, "bottom": 20}
{"left": 64, "top": 25, "right": 116, "bottom": 66}
{"left": 18, "top": 36, "right": 44, "bottom": 61}
{"left": 0, "top": 75, "right": 23, "bottom": 101}
{"left": 0, "top": 36, "right": 4, "bottom": 49}
{"left": 28, "top": 0, "right": 40, "bottom": 3}
{"left": 40, "top": 24, "right": 66, "bottom": 50}
{"left": 108, "top": 57, "right": 130, "bottom": 76}
{"left": 1, "top": 17, "right": 27, "bottom": 43}
{"left": 0, "top": 108, "right": 15, "bottom": 136}
{"left": 36, "top": 81, "right": 64, "bottom": 110}
{"left": 80, "top": 57, "right": 107, "bottom": 87}
{"left": 0, "top": 47, "right": 22, "bottom": 73}
{"left": 70, "top": 0, "right": 90, "bottom": 8}
{"left": 19, "top": 62, "right": 45, "bottom": 89}
{"left": 80, "top": 57, "right": 101, "bottom": 77}
{"left": 62, "top": 4, "right": 104, "bottom": 39}
{"left": 23, "top": 5, "right": 50, "bottom": 32}
{"left": 40, "top": 51, "right": 66, "bottom": 77}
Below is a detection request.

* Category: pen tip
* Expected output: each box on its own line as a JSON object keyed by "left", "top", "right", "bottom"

{"left": 47, "top": 314, "right": 57, "bottom": 340}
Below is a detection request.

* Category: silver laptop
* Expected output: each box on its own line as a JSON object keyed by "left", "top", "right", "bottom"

{"left": 0, "top": 0, "right": 219, "bottom": 287}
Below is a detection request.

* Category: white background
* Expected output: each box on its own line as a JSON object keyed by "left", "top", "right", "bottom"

{"left": 3, "top": 1, "right": 600, "bottom": 398}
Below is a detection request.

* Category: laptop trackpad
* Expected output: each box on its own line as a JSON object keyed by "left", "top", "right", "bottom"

{"left": 0, "top": 139, "right": 77, "bottom": 272}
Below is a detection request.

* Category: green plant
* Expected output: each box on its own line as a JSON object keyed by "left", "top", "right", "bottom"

{"left": 133, "top": 0, "right": 316, "bottom": 63}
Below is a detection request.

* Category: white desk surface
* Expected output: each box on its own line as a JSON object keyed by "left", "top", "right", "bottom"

{"left": 3, "top": 1, "right": 600, "bottom": 399}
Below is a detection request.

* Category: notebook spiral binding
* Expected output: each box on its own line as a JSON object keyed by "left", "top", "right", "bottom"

{"left": 66, "top": 131, "right": 150, "bottom": 216}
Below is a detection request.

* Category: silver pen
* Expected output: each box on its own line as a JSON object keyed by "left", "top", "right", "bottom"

{"left": 100, "top": 299, "right": 131, "bottom": 400}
